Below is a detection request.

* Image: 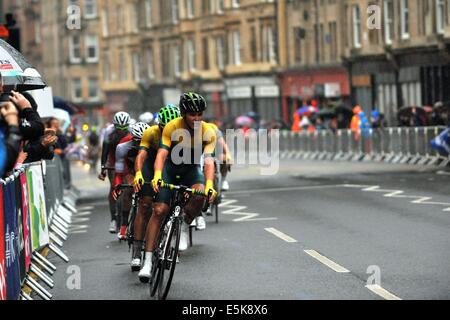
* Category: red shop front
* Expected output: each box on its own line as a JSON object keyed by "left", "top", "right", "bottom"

{"left": 279, "top": 68, "right": 350, "bottom": 125}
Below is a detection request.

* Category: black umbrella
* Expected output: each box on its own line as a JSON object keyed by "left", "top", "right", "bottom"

{"left": 0, "top": 39, "right": 46, "bottom": 93}
{"left": 53, "top": 96, "right": 76, "bottom": 115}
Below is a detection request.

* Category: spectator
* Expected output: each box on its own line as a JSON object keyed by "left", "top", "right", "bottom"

{"left": 11, "top": 91, "right": 45, "bottom": 141}
{"left": 0, "top": 99, "right": 22, "bottom": 176}
{"left": 22, "top": 128, "right": 57, "bottom": 163}
{"left": 47, "top": 117, "right": 68, "bottom": 158}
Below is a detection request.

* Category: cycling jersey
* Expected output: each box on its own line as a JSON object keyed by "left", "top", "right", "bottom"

{"left": 156, "top": 119, "right": 217, "bottom": 205}
{"left": 160, "top": 118, "right": 217, "bottom": 165}
{"left": 113, "top": 138, "right": 139, "bottom": 187}
{"left": 139, "top": 125, "right": 162, "bottom": 197}
{"left": 101, "top": 124, "right": 132, "bottom": 168}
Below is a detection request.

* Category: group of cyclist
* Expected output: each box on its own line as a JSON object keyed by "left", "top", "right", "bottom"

{"left": 98, "top": 92, "right": 232, "bottom": 282}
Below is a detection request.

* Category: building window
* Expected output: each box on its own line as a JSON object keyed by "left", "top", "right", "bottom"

{"left": 186, "top": 0, "right": 194, "bottom": 18}
{"left": 132, "top": 53, "right": 141, "bottom": 82}
{"left": 69, "top": 35, "right": 81, "bottom": 63}
{"left": 131, "top": 3, "right": 139, "bottom": 33}
{"left": 329, "top": 21, "right": 337, "bottom": 62}
{"left": 187, "top": 39, "right": 196, "bottom": 71}
{"left": 117, "top": 5, "right": 124, "bottom": 33}
{"left": 202, "top": 0, "right": 211, "bottom": 15}
{"left": 35, "top": 19, "right": 41, "bottom": 44}
{"left": 119, "top": 51, "right": 127, "bottom": 81}
{"left": 72, "top": 78, "right": 82, "bottom": 102}
{"left": 437, "top": 0, "right": 446, "bottom": 34}
{"left": 232, "top": 30, "right": 241, "bottom": 65}
{"left": 84, "top": 0, "right": 97, "bottom": 18}
{"left": 174, "top": 45, "right": 181, "bottom": 77}
{"left": 103, "top": 54, "right": 110, "bottom": 82}
{"left": 267, "top": 26, "right": 277, "bottom": 63}
{"left": 145, "top": 0, "right": 152, "bottom": 27}
{"left": 216, "top": 0, "right": 224, "bottom": 14}
{"left": 203, "top": 38, "right": 210, "bottom": 70}
{"left": 250, "top": 26, "right": 257, "bottom": 62}
{"left": 171, "top": 0, "right": 179, "bottom": 24}
{"left": 88, "top": 77, "right": 99, "bottom": 101}
{"left": 401, "top": 0, "right": 410, "bottom": 39}
{"left": 102, "top": 9, "right": 109, "bottom": 37}
{"left": 232, "top": 0, "right": 240, "bottom": 8}
{"left": 216, "top": 36, "right": 225, "bottom": 70}
{"left": 384, "top": 0, "right": 394, "bottom": 44}
{"left": 85, "top": 35, "right": 99, "bottom": 63}
{"left": 352, "top": 5, "right": 362, "bottom": 48}
{"left": 294, "top": 28, "right": 302, "bottom": 63}
{"left": 146, "top": 48, "right": 155, "bottom": 79}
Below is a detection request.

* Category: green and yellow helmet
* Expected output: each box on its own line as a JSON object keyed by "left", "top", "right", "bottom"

{"left": 158, "top": 104, "right": 181, "bottom": 126}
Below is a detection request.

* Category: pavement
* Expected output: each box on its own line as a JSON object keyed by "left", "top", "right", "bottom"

{"left": 47, "top": 159, "right": 450, "bottom": 300}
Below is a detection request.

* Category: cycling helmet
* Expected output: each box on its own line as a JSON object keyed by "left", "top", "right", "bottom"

{"left": 131, "top": 122, "right": 149, "bottom": 139}
{"left": 158, "top": 104, "right": 181, "bottom": 126}
{"left": 113, "top": 111, "right": 131, "bottom": 128}
{"left": 179, "top": 92, "right": 207, "bottom": 113}
{"left": 139, "top": 112, "right": 153, "bottom": 124}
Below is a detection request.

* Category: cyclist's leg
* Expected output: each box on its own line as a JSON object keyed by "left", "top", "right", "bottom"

{"left": 139, "top": 162, "right": 172, "bottom": 279}
{"left": 118, "top": 174, "right": 133, "bottom": 239}
{"left": 133, "top": 156, "right": 155, "bottom": 257}
{"left": 182, "top": 165, "right": 206, "bottom": 224}
{"left": 107, "top": 169, "right": 117, "bottom": 233}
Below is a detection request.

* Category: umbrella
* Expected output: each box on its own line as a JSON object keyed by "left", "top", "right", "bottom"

{"left": 318, "top": 109, "right": 336, "bottom": 119}
{"left": 297, "top": 106, "right": 310, "bottom": 116}
{"left": 0, "top": 39, "right": 46, "bottom": 92}
{"left": 53, "top": 108, "right": 71, "bottom": 133}
{"left": 397, "top": 106, "right": 432, "bottom": 117}
{"left": 53, "top": 96, "right": 74, "bottom": 115}
{"left": 235, "top": 115, "right": 254, "bottom": 127}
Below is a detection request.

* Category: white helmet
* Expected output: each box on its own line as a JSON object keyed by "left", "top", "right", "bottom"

{"left": 131, "top": 122, "right": 149, "bottom": 139}
{"left": 139, "top": 112, "right": 153, "bottom": 124}
{"left": 113, "top": 112, "right": 131, "bottom": 128}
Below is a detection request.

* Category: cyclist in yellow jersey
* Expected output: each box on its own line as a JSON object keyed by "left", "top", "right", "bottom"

{"left": 132, "top": 105, "right": 181, "bottom": 274}
{"left": 138, "top": 92, "right": 217, "bottom": 280}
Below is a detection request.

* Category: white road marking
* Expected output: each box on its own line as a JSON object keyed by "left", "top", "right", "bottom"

{"left": 436, "top": 170, "right": 450, "bottom": 176}
{"left": 343, "top": 184, "right": 450, "bottom": 211}
{"left": 225, "top": 184, "right": 348, "bottom": 196}
{"left": 365, "top": 284, "right": 402, "bottom": 300}
{"left": 304, "top": 250, "right": 350, "bottom": 273}
{"left": 220, "top": 199, "right": 277, "bottom": 222}
{"left": 264, "top": 228, "right": 298, "bottom": 243}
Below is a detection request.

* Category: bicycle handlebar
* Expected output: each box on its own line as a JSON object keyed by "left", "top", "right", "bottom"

{"left": 157, "top": 180, "right": 213, "bottom": 198}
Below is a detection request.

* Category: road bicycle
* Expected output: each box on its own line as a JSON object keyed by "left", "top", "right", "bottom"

{"left": 149, "top": 180, "right": 211, "bottom": 300}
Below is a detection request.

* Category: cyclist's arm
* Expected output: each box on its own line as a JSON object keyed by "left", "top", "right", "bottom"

{"left": 100, "top": 139, "right": 110, "bottom": 169}
{"left": 135, "top": 149, "right": 148, "bottom": 173}
{"left": 153, "top": 148, "right": 169, "bottom": 174}
{"left": 203, "top": 127, "right": 217, "bottom": 185}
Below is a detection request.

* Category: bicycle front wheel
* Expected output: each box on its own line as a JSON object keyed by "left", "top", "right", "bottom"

{"left": 157, "top": 217, "right": 181, "bottom": 300}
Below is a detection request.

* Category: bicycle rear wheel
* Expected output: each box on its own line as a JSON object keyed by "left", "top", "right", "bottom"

{"left": 157, "top": 217, "right": 181, "bottom": 300}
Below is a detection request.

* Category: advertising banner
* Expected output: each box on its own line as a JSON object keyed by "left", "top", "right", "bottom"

{"left": 0, "top": 185, "right": 7, "bottom": 300}
{"left": 3, "top": 182, "right": 21, "bottom": 300}
{"left": 27, "top": 165, "right": 49, "bottom": 251}
{"left": 15, "top": 178, "right": 25, "bottom": 283}
{"left": 20, "top": 173, "right": 31, "bottom": 272}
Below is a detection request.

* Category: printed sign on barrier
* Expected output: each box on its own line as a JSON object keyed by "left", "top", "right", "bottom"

{"left": 20, "top": 173, "right": 31, "bottom": 272}
{"left": 15, "top": 179, "right": 26, "bottom": 283}
{"left": 0, "top": 185, "right": 7, "bottom": 300}
{"left": 3, "top": 182, "right": 21, "bottom": 300}
{"left": 27, "top": 165, "right": 49, "bottom": 251}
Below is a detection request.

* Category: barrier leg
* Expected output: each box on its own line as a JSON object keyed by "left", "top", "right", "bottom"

{"left": 30, "top": 264, "right": 55, "bottom": 288}
{"left": 49, "top": 243, "right": 70, "bottom": 263}
{"left": 25, "top": 277, "right": 52, "bottom": 300}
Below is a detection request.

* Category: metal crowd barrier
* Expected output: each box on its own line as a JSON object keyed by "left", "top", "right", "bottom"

{"left": 279, "top": 126, "right": 449, "bottom": 167}
{"left": 0, "top": 155, "right": 79, "bottom": 300}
